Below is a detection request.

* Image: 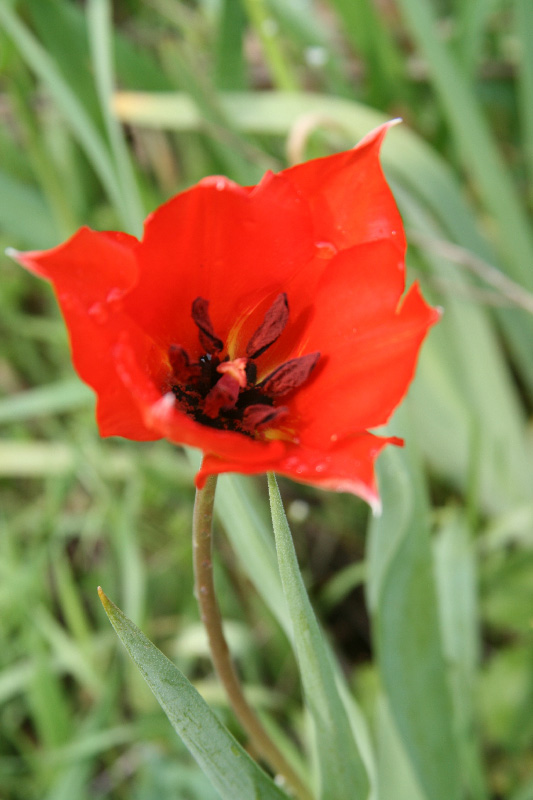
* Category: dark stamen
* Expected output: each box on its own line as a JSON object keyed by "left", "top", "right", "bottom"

{"left": 203, "top": 373, "right": 240, "bottom": 418}
{"left": 169, "top": 295, "right": 318, "bottom": 440}
{"left": 245, "top": 360, "right": 257, "bottom": 386}
{"left": 260, "top": 352, "right": 320, "bottom": 397}
{"left": 246, "top": 293, "right": 289, "bottom": 359}
{"left": 192, "top": 297, "right": 223, "bottom": 354}
{"left": 169, "top": 344, "right": 189, "bottom": 374}
{"left": 242, "top": 404, "right": 288, "bottom": 431}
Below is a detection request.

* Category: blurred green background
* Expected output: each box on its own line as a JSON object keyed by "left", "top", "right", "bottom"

{"left": 1, "top": 0, "right": 533, "bottom": 798}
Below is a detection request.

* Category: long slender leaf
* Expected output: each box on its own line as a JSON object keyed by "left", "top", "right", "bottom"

{"left": 268, "top": 474, "right": 368, "bottom": 800}
{"left": 86, "top": 0, "right": 144, "bottom": 236}
{"left": 211, "top": 470, "right": 377, "bottom": 794}
{"left": 516, "top": 0, "right": 533, "bottom": 193}
{"left": 0, "top": 4, "right": 129, "bottom": 229}
{"left": 367, "top": 437, "right": 461, "bottom": 800}
{"left": 98, "top": 588, "right": 290, "bottom": 800}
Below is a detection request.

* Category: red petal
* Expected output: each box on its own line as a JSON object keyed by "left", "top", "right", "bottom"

{"left": 125, "top": 174, "right": 315, "bottom": 354}
{"left": 198, "top": 433, "right": 402, "bottom": 509}
{"left": 283, "top": 122, "right": 405, "bottom": 254}
{"left": 288, "top": 239, "right": 440, "bottom": 444}
{"left": 11, "top": 228, "right": 162, "bottom": 441}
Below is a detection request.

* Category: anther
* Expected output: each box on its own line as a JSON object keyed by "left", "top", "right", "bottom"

{"left": 246, "top": 292, "right": 289, "bottom": 359}
{"left": 260, "top": 351, "right": 320, "bottom": 396}
{"left": 192, "top": 297, "right": 223, "bottom": 354}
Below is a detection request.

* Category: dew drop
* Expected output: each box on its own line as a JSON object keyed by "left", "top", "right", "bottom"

{"left": 284, "top": 456, "right": 299, "bottom": 470}
{"left": 305, "top": 46, "right": 328, "bottom": 67}
{"left": 315, "top": 462, "right": 328, "bottom": 473}
{"left": 315, "top": 241, "right": 338, "bottom": 259}
{"left": 106, "top": 287, "right": 125, "bottom": 305}
{"left": 148, "top": 392, "right": 176, "bottom": 424}
{"left": 289, "top": 499, "right": 310, "bottom": 523}
{"left": 88, "top": 301, "right": 108, "bottom": 323}
{"left": 330, "top": 433, "right": 338, "bottom": 443}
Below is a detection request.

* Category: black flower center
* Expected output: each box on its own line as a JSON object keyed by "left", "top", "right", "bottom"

{"left": 166, "top": 293, "right": 320, "bottom": 438}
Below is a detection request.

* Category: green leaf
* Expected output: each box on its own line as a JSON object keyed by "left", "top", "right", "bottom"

{"left": 367, "top": 439, "right": 461, "bottom": 800}
{"left": 433, "top": 511, "right": 488, "bottom": 800}
{"left": 0, "top": 379, "right": 92, "bottom": 424}
{"left": 98, "top": 588, "right": 290, "bottom": 800}
{"left": 375, "top": 694, "right": 426, "bottom": 800}
{"left": 268, "top": 474, "right": 368, "bottom": 800}
{"left": 211, "top": 470, "right": 377, "bottom": 791}
{"left": 86, "top": 0, "right": 144, "bottom": 236}
{"left": 0, "top": 3, "right": 129, "bottom": 230}
{"left": 395, "top": 0, "right": 533, "bottom": 395}
{"left": 0, "top": 170, "right": 60, "bottom": 248}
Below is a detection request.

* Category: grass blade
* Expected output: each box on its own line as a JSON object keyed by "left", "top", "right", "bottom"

{"left": 0, "top": 4, "right": 128, "bottom": 230}
{"left": 395, "top": 0, "right": 533, "bottom": 283}
{"left": 86, "top": 0, "right": 144, "bottom": 236}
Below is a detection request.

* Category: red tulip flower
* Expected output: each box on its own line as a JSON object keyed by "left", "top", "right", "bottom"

{"left": 11, "top": 124, "right": 439, "bottom": 508}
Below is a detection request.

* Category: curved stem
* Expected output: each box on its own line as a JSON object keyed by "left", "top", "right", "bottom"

{"left": 193, "top": 470, "right": 312, "bottom": 800}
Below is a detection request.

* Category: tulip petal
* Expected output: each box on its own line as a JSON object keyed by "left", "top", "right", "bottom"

{"left": 125, "top": 174, "right": 316, "bottom": 353}
{"left": 198, "top": 433, "right": 401, "bottom": 510}
{"left": 283, "top": 122, "right": 405, "bottom": 254}
{"left": 288, "top": 241, "right": 440, "bottom": 444}
{"left": 10, "top": 229, "right": 161, "bottom": 441}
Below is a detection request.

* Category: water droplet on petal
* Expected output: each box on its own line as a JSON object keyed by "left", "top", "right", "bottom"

{"left": 148, "top": 392, "right": 176, "bottom": 425}
{"left": 330, "top": 433, "right": 338, "bottom": 443}
{"left": 316, "top": 241, "right": 338, "bottom": 259}
{"left": 106, "top": 287, "right": 126, "bottom": 306}
{"left": 88, "top": 302, "right": 108, "bottom": 323}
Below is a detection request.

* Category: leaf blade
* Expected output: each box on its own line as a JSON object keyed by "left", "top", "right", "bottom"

{"left": 98, "top": 588, "right": 290, "bottom": 800}
{"left": 268, "top": 474, "right": 368, "bottom": 800}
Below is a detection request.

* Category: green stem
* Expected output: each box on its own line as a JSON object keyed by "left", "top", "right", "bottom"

{"left": 193, "top": 469, "right": 312, "bottom": 800}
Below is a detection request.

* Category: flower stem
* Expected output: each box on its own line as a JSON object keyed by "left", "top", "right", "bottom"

{"left": 193, "top": 470, "right": 313, "bottom": 800}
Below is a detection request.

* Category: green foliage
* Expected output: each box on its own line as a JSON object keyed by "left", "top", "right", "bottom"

{"left": 99, "top": 588, "right": 290, "bottom": 800}
{"left": 1, "top": 0, "right": 533, "bottom": 798}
